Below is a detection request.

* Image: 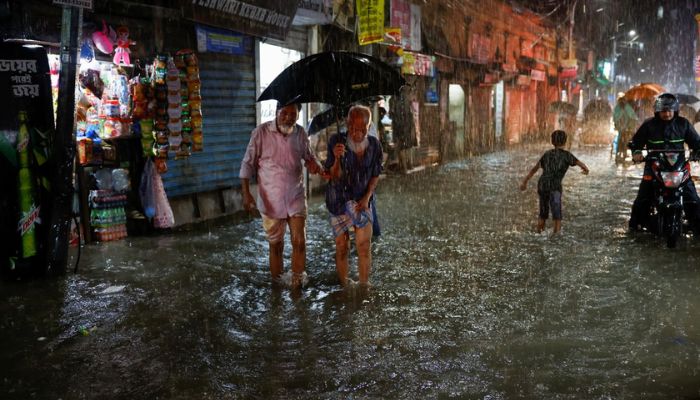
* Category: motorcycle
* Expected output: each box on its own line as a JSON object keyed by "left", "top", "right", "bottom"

{"left": 639, "top": 150, "right": 697, "bottom": 248}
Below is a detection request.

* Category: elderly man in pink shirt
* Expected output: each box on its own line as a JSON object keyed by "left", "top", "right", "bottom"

{"left": 239, "top": 103, "right": 328, "bottom": 288}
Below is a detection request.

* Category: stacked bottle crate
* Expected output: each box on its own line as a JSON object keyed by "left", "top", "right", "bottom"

{"left": 89, "top": 190, "right": 128, "bottom": 241}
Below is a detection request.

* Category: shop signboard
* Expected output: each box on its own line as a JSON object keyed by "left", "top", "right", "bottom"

{"left": 530, "top": 69, "right": 545, "bottom": 81}
{"left": 293, "top": 0, "right": 333, "bottom": 26}
{"left": 186, "top": 0, "right": 298, "bottom": 41}
{"left": 356, "top": 0, "right": 384, "bottom": 45}
{"left": 383, "top": 27, "right": 402, "bottom": 46}
{"left": 516, "top": 74, "right": 531, "bottom": 86}
{"left": 401, "top": 51, "right": 434, "bottom": 77}
{"left": 332, "top": 0, "right": 355, "bottom": 32}
{"left": 53, "top": 0, "right": 92, "bottom": 9}
{"left": 390, "top": 0, "right": 410, "bottom": 47}
{"left": 559, "top": 66, "right": 578, "bottom": 79}
{"left": 408, "top": 4, "right": 421, "bottom": 51}
{"left": 390, "top": 0, "right": 421, "bottom": 51}
{"left": 195, "top": 24, "right": 251, "bottom": 55}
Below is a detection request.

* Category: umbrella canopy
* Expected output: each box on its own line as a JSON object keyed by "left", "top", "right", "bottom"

{"left": 583, "top": 99, "right": 612, "bottom": 120}
{"left": 308, "top": 106, "right": 348, "bottom": 135}
{"left": 257, "top": 51, "right": 406, "bottom": 107}
{"left": 307, "top": 96, "right": 385, "bottom": 134}
{"left": 547, "top": 101, "right": 577, "bottom": 115}
{"left": 675, "top": 93, "right": 700, "bottom": 105}
{"left": 623, "top": 82, "right": 665, "bottom": 102}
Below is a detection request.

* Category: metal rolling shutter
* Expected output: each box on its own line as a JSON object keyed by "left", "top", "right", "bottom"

{"left": 161, "top": 49, "right": 256, "bottom": 197}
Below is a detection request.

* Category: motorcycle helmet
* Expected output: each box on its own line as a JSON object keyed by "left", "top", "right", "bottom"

{"left": 654, "top": 93, "right": 680, "bottom": 115}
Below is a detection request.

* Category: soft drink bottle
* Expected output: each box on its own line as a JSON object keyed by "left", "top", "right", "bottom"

{"left": 16, "top": 111, "right": 38, "bottom": 258}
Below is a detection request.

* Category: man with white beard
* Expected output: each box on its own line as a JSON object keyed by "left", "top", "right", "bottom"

{"left": 239, "top": 102, "right": 329, "bottom": 289}
{"left": 324, "top": 105, "right": 383, "bottom": 287}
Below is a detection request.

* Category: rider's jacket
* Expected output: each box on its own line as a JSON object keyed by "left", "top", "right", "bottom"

{"left": 628, "top": 115, "right": 700, "bottom": 153}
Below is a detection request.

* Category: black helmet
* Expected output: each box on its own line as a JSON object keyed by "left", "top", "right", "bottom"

{"left": 654, "top": 93, "right": 680, "bottom": 114}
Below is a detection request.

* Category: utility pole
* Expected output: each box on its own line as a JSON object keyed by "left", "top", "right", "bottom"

{"left": 611, "top": 35, "right": 617, "bottom": 99}
{"left": 695, "top": 13, "right": 700, "bottom": 97}
{"left": 47, "top": 5, "right": 81, "bottom": 275}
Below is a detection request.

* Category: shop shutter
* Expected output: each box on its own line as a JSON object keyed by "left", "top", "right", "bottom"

{"left": 161, "top": 50, "right": 256, "bottom": 197}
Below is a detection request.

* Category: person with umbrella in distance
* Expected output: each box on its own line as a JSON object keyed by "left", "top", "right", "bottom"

{"left": 325, "top": 105, "right": 383, "bottom": 287}
{"left": 239, "top": 102, "right": 330, "bottom": 289}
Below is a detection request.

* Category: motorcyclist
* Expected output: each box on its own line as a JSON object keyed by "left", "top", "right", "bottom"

{"left": 628, "top": 92, "right": 700, "bottom": 232}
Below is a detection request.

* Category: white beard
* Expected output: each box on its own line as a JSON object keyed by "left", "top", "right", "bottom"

{"left": 347, "top": 137, "right": 369, "bottom": 154}
{"left": 278, "top": 123, "right": 294, "bottom": 135}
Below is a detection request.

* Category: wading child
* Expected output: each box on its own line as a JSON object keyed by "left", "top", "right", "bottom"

{"left": 520, "top": 130, "right": 589, "bottom": 234}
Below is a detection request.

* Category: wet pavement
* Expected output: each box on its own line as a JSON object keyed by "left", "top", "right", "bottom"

{"left": 2, "top": 145, "right": 700, "bottom": 399}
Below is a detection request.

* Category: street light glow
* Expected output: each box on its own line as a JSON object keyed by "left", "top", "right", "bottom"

{"left": 629, "top": 30, "right": 636, "bottom": 37}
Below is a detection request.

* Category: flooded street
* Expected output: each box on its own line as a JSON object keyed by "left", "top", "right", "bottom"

{"left": 2, "top": 145, "right": 700, "bottom": 399}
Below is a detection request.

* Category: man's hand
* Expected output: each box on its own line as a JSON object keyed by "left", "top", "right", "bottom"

{"left": 356, "top": 197, "right": 370, "bottom": 212}
{"left": 333, "top": 143, "right": 346, "bottom": 158}
{"left": 242, "top": 192, "right": 256, "bottom": 212}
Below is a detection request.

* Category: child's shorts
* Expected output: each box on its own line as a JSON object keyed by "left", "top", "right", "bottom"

{"left": 538, "top": 190, "right": 562, "bottom": 220}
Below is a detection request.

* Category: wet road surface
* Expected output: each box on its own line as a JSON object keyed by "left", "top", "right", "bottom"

{"left": 2, "top": 145, "right": 699, "bottom": 399}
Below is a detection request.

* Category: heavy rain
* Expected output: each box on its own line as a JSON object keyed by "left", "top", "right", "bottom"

{"left": 1, "top": 0, "right": 700, "bottom": 399}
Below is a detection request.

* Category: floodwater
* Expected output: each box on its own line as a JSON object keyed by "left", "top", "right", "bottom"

{"left": 2, "top": 145, "right": 700, "bottom": 399}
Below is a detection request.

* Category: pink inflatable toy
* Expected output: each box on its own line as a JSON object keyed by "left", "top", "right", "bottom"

{"left": 92, "top": 20, "right": 113, "bottom": 55}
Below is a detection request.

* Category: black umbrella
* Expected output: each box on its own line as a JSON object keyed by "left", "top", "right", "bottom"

{"left": 307, "top": 96, "right": 384, "bottom": 135}
{"left": 308, "top": 106, "right": 347, "bottom": 135}
{"left": 675, "top": 93, "right": 700, "bottom": 105}
{"left": 257, "top": 51, "right": 406, "bottom": 107}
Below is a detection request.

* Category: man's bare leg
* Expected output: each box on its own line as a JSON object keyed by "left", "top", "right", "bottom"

{"left": 334, "top": 232, "right": 350, "bottom": 286}
{"left": 288, "top": 216, "right": 307, "bottom": 287}
{"left": 355, "top": 224, "right": 373, "bottom": 285}
{"left": 269, "top": 240, "right": 283, "bottom": 281}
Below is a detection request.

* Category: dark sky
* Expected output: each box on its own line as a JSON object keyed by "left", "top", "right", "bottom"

{"left": 514, "top": 0, "right": 700, "bottom": 93}
{"left": 576, "top": 0, "right": 700, "bottom": 93}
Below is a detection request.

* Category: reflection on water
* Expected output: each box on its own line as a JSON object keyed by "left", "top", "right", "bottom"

{"left": 2, "top": 146, "right": 700, "bottom": 399}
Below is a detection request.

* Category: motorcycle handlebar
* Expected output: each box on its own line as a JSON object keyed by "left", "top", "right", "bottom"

{"left": 633, "top": 149, "right": 700, "bottom": 163}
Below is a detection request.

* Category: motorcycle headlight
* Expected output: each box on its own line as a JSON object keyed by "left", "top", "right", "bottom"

{"left": 664, "top": 153, "right": 680, "bottom": 165}
{"left": 661, "top": 171, "right": 685, "bottom": 188}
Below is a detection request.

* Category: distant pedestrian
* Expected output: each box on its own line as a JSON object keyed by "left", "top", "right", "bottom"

{"left": 325, "top": 105, "right": 383, "bottom": 286}
{"left": 239, "top": 102, "right": 329, "bottom": 288}
{"left": 613, "top": 97, "right": 638, "bottom": 161}
{"left": 520, "top": 130, "right": 589, "bottom": 234}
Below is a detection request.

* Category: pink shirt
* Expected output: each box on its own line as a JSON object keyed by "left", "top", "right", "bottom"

{"left": 239, "top": 121, "right": 320, "bottom": 219}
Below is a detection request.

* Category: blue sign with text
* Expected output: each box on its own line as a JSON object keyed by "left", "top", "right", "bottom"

{"left": 195, "top": 24, "right": 251, "bottom": 55}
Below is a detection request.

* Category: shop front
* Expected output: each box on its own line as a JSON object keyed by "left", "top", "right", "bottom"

{"left": 1, "top": 0, "right": 300, "bottom": 252}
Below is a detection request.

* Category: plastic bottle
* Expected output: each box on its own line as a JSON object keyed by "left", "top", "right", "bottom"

{"left": 16, "top": 111, "right": 38, "bottom": 258}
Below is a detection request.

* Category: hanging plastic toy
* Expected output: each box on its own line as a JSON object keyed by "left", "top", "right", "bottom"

{"left": 80, "top": 38, "right": 94, "bottom": 62}
{"left": 92, "top": 20, "right": 114, "bottom": 55}
{"left": 113, "top": 26, "right": 135, "bottom": 66}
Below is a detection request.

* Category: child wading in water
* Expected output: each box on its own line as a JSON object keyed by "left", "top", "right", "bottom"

{"left": 520, "top": 130, "right": 589, "bottom": 234}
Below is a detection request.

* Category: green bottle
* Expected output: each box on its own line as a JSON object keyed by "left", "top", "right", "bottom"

{"left": 16, "top": 111, "right": 38, "bottom": 258}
